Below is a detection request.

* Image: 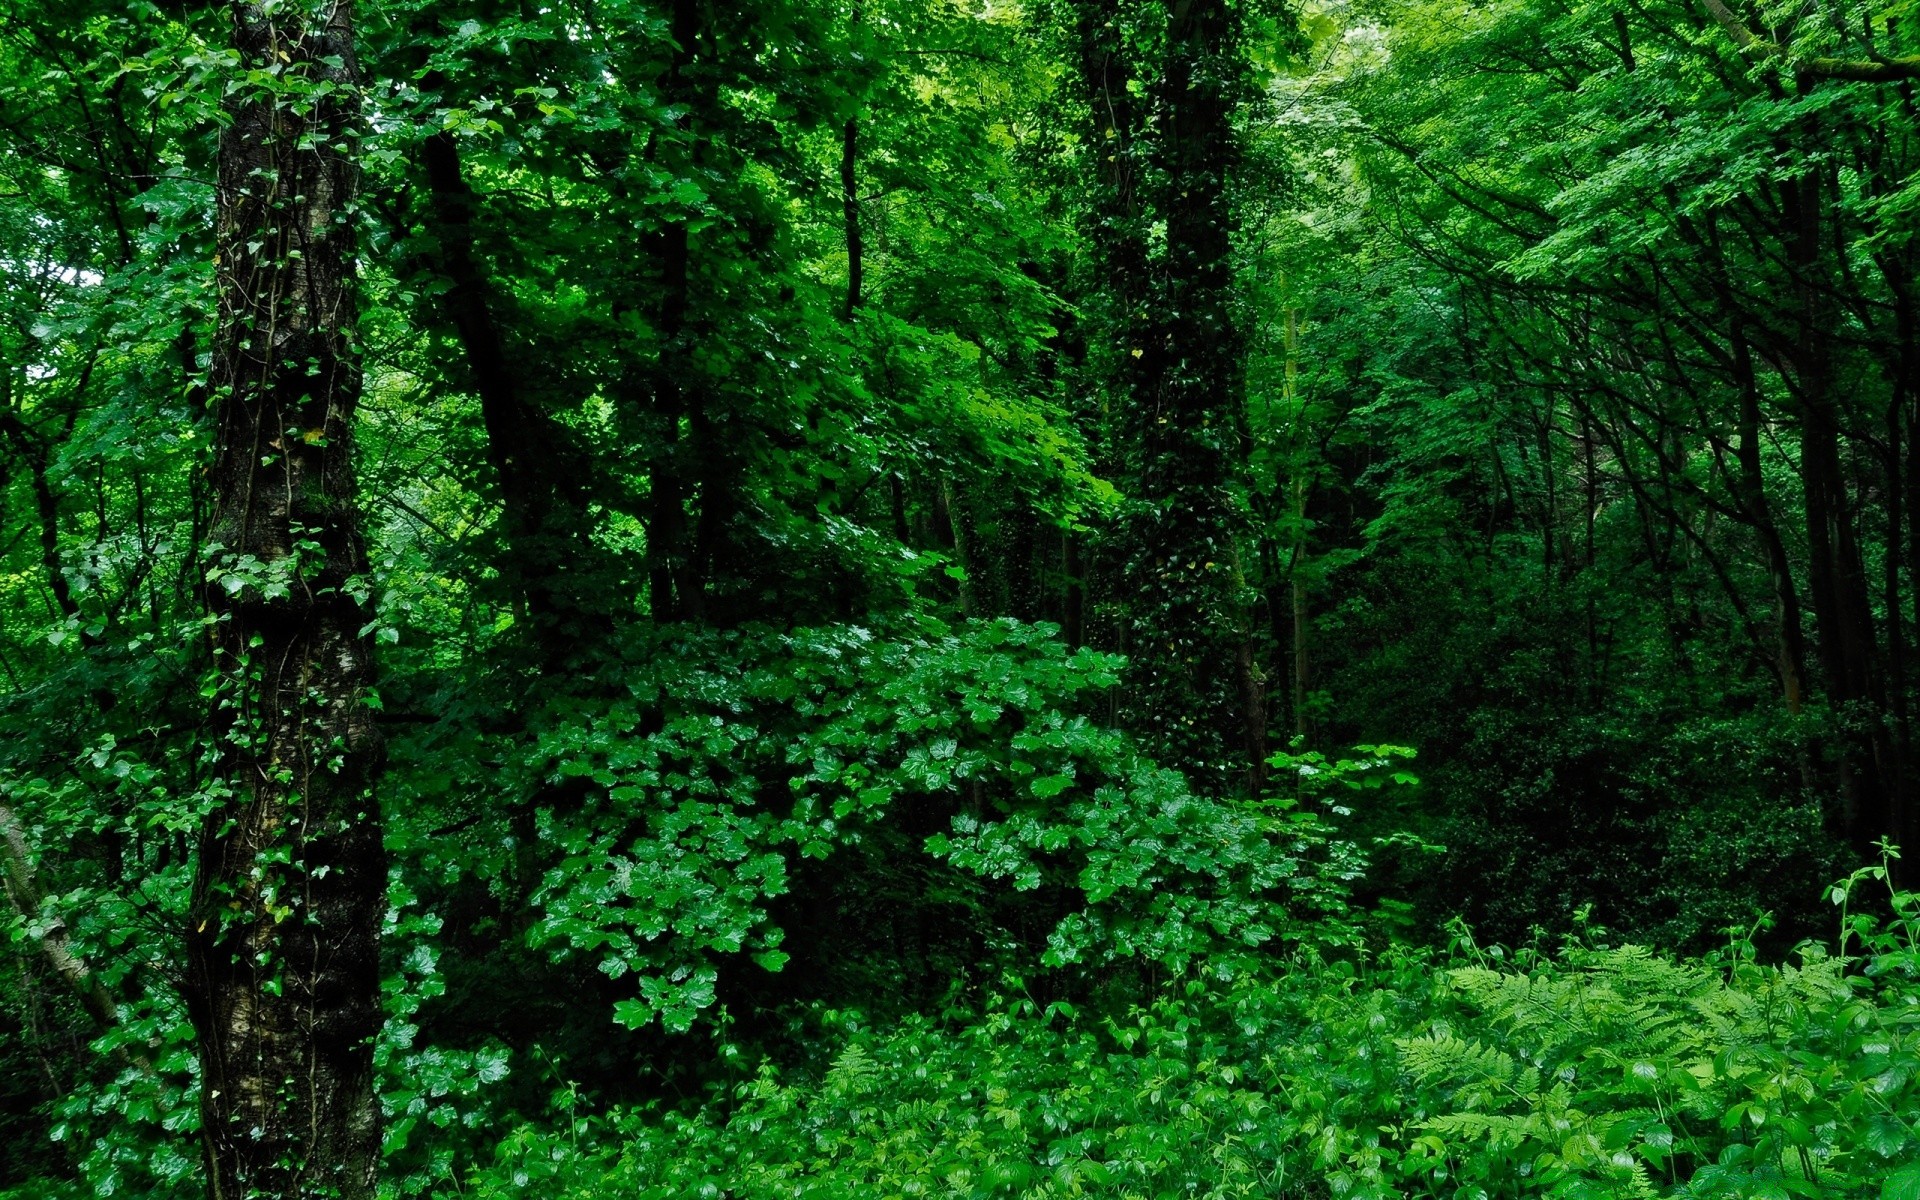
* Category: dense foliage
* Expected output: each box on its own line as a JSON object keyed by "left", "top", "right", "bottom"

{"left": 2, "top": 0, "right": 1919, "bottom": 1195}
{"left": 467, "top": 865, "right": 1920, "bottom": 1200}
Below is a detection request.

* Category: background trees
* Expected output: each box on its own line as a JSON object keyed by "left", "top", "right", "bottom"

{"left": 1281, "top": 0, "right": 1920, "bottom": 940}
{"left": 2, "top": 0, "right": 1919, "bottom": 1196}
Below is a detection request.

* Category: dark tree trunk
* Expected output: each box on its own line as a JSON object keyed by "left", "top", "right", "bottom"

{"left": 1071, "top": 0, "right": 1146, "bottom": 661}
{"left": 1876, "top": 245, "right": 1920, "bottom": 869}
{"left": 0, "top": 409, "right": 77, "bottom": 623}
{"left": 1062, "top": 527, "right": 1085, "bottom": 649}
{"left": 1783, "top": 166, "right": 1898, "bottom": 854}
{"left": 418, "top": 129, "right": 577, "bottom": 633}
{"left": 1729, "top": 318, "right": 1810, "bottom": 713}
{"left": 1073, "top": 0, "right": 1154, "bottom": 471}
{"left": 185, "top": 3, "right": 385, "bottom": 1196}
{"left": 646, "top": 0, "right": 702, "bottom": 622}
{"left": 1102, "top": 0, "right": 1261, "bottom": 789}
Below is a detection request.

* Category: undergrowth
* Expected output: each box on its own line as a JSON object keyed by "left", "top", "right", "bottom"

{"left": 454, "top": 857, "right": 1920, "bottom": 1200}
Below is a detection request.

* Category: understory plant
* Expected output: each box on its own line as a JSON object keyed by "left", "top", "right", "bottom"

{"left": 453, "top": 857, "right": 1920, "bottom": 1200}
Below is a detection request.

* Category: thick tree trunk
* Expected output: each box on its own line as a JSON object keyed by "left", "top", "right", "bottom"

{"left": 1105, "top": 0, "right": 1261, "bottom": 789}
{"left": 1877, "top": 247, "right": 1920, "bottom": 869}
{"left": 1074, "top": 0, "right": 1259, "bottom": 782}
{"left": 1071, "top": 0, "right": 1146, "bottom": 661}
{"left": 185, "top": 4, "right": 385, "bottom": 1197}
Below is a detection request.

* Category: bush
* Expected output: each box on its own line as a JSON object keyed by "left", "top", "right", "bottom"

{"left": 449, "top": 860, "right": 1920, "bottom": 1200}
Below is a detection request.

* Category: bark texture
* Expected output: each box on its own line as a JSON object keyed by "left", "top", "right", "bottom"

{"left": 186, "top": 3, "right": 385, "bottom": 1196}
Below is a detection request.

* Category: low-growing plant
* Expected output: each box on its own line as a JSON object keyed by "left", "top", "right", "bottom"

{"left": 449, "top": 859, "right": 1920, "bottom": 1200}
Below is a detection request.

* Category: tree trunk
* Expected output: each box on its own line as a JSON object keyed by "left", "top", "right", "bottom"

{"left": 186, "top": 3, "right": 385, "bottom": 1196}
{"left": 418, "top": 128, "right": 577, "bottom": 633}
{"left": 1730, "top": 319, "right": 1810, "bottom": 713}
{"left": 841, "top": 114, "right": 863, "bottom": 323}
{"left": 1877, "top": 245, "right": 1920, "bottom": 869}
{"left": 0, "top": 805, "right": 135, "bottom": 1065}
{"left": 1070, "top": 0, "right": 1146, "bottom": 662}
{"left": 1087, "top": 0, "right": 1261, "bottom": 790}
{"left": 1783, "top": 165, "right": 1898, "bottom": 854}
{"left": 646, "top": 0, "right": 703, "bottom": 622}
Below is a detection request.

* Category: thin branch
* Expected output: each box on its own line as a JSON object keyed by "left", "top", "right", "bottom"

{"left": 0, "top": 804, "right": 146, "bottom": 1069}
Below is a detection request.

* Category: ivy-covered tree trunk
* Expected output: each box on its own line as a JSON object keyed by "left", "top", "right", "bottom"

{"left": 185, "top": 2, "right": 385, "bottom": 1196}
{"left": 645, "top": 0, "right": 703, "bottom": 623}
{"left": 1103, "top": 0, "right": 1263, "bottom": 790}
{"left": 1072, "top": 0, "right": 1150, "bottom": 659}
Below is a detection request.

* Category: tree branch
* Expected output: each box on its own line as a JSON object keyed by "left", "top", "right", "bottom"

{"left": 1701, "top": 0, "right": 1920, "bottom": 80}
{"left": 0, "top": 804, "right": 143, "bottom": 1068}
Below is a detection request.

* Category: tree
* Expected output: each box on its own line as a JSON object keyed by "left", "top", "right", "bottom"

{"left": 185, "top": 2, "right": 385, "bottom": 1195}
{"left": 1069, "top": 0, "right": 1265, "bottom": 791}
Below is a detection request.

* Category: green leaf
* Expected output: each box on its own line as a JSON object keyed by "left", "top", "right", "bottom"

{"left": 1887, "top": 1163, "right": 1920, "bottom": 1200}
{"left": 1869, "top": 1116, "right": 1910, "bottom": 1159}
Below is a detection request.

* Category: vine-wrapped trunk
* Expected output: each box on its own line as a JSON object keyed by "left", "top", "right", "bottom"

{"left": 1098, "top": 0, "right": 1263, "bottom": 789}
{"left": 185, "top": 2, "right": 385, "bottom": 1196}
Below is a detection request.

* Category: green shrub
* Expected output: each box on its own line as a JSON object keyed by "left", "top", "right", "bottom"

{"left": 450, "top": 861, "right": 1920, "bottom": 1200}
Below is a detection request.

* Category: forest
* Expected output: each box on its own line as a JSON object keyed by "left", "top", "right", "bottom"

{"left": 4, "top": 0, "right": 1920, "bottom": 1196}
